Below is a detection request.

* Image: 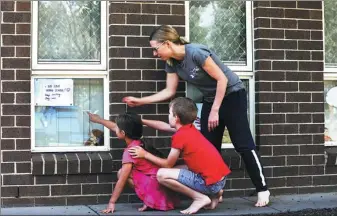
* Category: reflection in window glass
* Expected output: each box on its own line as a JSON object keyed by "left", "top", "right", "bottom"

{"left": 324, "top": 80, "right": 337, "bottom": 145}
{"left": 38, "top": 1, "right": 101, "bottom": 62}
{"left": 189, "top": 1, "right": 246, "bottom": 64}
{"left": 34, "top": 78, "right": 104, "bottom": 147}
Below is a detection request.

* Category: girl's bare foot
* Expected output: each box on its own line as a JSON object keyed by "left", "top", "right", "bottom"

{"left": 180, "top": 196, "right": 211, "bottom": 214}
{"left": 255, "top": 190, "right": 270, "bottom": 207}
{"left": 138, "top": 204, "right": 148, "bottom": 211}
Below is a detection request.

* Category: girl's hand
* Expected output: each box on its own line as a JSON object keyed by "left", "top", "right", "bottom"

{"left": 122, "top": 96, "right": 144, "bottom": 107}
{"left": 87, "top": 112, "right": 102, "bottom": 123}
{"left": 101, "top": 202, "right": 115, "bottom": 214}
{"left": 208, "top": 109, "right": 219, "bottom": 131}
{"left": 128, "top": 146, "right": 146, "bottom": 158}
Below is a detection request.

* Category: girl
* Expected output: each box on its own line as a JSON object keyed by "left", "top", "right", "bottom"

{"left": 87, "top": 112, "right": 178, "bottom": 214}
{"left": 123, "top": 25, "right": 270, "bottom": 207}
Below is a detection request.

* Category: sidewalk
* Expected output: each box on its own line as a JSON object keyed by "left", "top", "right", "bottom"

{"left": 2, "top": 192, "right": 337, "bottom": 215}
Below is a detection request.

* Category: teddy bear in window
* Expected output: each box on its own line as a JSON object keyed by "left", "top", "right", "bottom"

{"left": 85, "top": 129, "right": 104, "bottom": 146}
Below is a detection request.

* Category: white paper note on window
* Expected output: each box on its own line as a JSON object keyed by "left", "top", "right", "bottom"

{"left": 35, "top": 79, "right": 74, "bottom": 106}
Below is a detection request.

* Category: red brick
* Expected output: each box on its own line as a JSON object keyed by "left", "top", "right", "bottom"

{"left": 16, "top": 1, "right": 31, "bottom": 11}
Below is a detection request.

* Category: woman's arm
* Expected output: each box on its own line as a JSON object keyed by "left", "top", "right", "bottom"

{"left": 87, "top": 112, "right": 117, "bottom": 132}
{"left": 142, "top": 119, "right": 176, "bottom": 133}
{"left": 102, "top": 163, "right": 133, "bottom": 214}
{"left": 202, "top": 56, "right": 228, "bottom": 131}
{"left": 123, "top": 73, "right": 179, "bottom": 106}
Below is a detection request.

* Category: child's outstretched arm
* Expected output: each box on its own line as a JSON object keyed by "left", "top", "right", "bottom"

{"left": 101, "top": 163, "right": 132, "bottom": 214}
{"left": 142, "top": 119, "right": 176, "bottom": 133}
{"left": 128, "top": 147, "right": 180, "bottom": 168}
{"left": 87, "top": 112, "right": 117, "bottom": 132}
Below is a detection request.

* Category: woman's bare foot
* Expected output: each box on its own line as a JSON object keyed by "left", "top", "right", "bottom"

{"left": 180, "top": 196, "right": 211, "bottom": 214}
{"left": 138, "top": 204, "right": 148, "bottom": 212}
{"left": 255, "top": 190, "right": 270, "bottom": 207}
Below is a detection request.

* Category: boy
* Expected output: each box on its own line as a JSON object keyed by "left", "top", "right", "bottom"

{"left": 128, "top": 97, "right": 231, "bottom": 214}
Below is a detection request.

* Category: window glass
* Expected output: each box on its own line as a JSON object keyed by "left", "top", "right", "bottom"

{"left": 34, "top": 78, "right": 104, "bottom": 147}
{"left": 325, "top": 0, "right": 337, "bottom": 66}
{"left": 189, "top": 1, "right": 246, "bottom": 64}
{"left": 38, "top": 1, "right": 101, "bottom": 62}
{"left": 324, "top": 80, "right": 337, "bottom": 145}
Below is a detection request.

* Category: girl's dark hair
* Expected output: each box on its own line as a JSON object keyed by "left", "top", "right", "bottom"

{"left": 115, "top": 112, "right": 164, "bottom": 158}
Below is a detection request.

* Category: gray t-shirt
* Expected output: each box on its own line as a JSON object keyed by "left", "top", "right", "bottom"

{"left": 165, "top": 43, "right": 244, "bottom": 102}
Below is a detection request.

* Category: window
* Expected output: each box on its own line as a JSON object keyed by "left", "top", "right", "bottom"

{"left": 324, "top": 0, "right": 337, "bottom": 146}
{"left": 187, "top": 1, "right": 254, "bottom": 148}
{"left": 324, "top": 80, "right": 337, "bottom": 146}
{"left": 186, "top": 1, "right": 252, "bottom": 71}
{"left": 32, "top": 1, "right": 106, "bottom": 71}
{"left": 31, "top": 1, "right": 109, "bottom": 152}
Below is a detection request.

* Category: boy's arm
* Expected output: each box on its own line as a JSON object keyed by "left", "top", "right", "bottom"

{"left": 128, "top": 147, "right": 180, "bottom": 168}
{"left": 87, "top": 112, "right": 117, "bottom": 132}
{"left": 142, "top": 119, "right": 176, "bottom": 133}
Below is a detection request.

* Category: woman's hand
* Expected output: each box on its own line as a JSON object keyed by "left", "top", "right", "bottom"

{"left": 101, "top": 202, "right": 115, "bottom": 214}
{"left": 208, "top": 109, "right": 219, "bottom": 131}
{"left": 122, "top": 96, "right": 144, "bottom": 107}
{"left": 128, "top": 146, "right": 147, "bottom": 158}
{"left": 87, "top": 112, "right": 102, "bottom": 124}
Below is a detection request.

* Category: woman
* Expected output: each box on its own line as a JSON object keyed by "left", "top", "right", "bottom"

{"left": 123, "top": 25, "right": 270, "bottom": 207}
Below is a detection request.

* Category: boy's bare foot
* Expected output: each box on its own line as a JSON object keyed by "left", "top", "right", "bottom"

{"left": 205, "top": 190, "right": 223, "bottom": 210}
{"left": 138, "top": 204, "right": 148, "bottom": 211}
{"left": 204, "top": 197, "right": 219, "bottom": 210}
{"left": 255, "top": 190, "right": 270, "bottom": 207}
{"left": 180, "top": 196, "right": 211, "bottom": 214}
{"left": 218, "top": 189, "right": 223, "bottom": 203}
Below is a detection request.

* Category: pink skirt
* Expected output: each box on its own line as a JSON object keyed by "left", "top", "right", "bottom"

{"left": 132, "top": 169, "right": 179, "bottom": 211}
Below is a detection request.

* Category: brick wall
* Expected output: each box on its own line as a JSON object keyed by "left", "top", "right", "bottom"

{"left": 0, "top": 1, "right": 186, "bottom": 207}
{"left": 0, "top": 0, "right": 333, "bottom": 207}
{"left": 254, "top": 1, "right": 328, "bottom": 195}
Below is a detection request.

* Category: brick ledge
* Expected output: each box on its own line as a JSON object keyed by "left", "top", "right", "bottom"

{"left": 31, "top": 152, "right": 116, "bottom": 175}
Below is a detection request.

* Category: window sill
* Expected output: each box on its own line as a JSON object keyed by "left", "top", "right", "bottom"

{"left": 31, "top": 152, "right": 115, "bottom": 175}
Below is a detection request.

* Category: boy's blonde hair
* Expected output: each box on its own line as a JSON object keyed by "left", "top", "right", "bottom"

{"left": 169, "top": 97, "right": 197, "bottom": 125}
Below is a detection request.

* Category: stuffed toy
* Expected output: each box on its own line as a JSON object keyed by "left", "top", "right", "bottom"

{"left": 85, "top": 129, "right": 104, "bottom": 146}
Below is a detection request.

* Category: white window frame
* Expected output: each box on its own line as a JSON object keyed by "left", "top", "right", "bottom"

{"left": 30, "top": 74, "right": 110, "bottom": 152}
{"left": 185, "top": 1, "right": 253, "bottom": 71}
{"left": 31, "top": 1, "right": 109, "bottom": 152}
{"left": 185, "top": 1, "right": 254, "bottom": 149}
{"left": 323, "top": 1, "right": 337, "bottom": 146}
{"left": 31, "top": 1, "right": 107, "bottom": 71}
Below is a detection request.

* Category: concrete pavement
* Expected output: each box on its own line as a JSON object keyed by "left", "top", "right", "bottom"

{"left": 2, "top": 192, "right": 337, "bottom": 215}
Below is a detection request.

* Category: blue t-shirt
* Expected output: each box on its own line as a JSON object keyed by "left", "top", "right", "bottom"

{"left": 165, "top": 43, "right": 244, "bottom": 102}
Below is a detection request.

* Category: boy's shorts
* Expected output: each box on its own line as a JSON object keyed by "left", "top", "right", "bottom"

{"left": 177, "top": 169, "right": 226, "bottom": 196}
